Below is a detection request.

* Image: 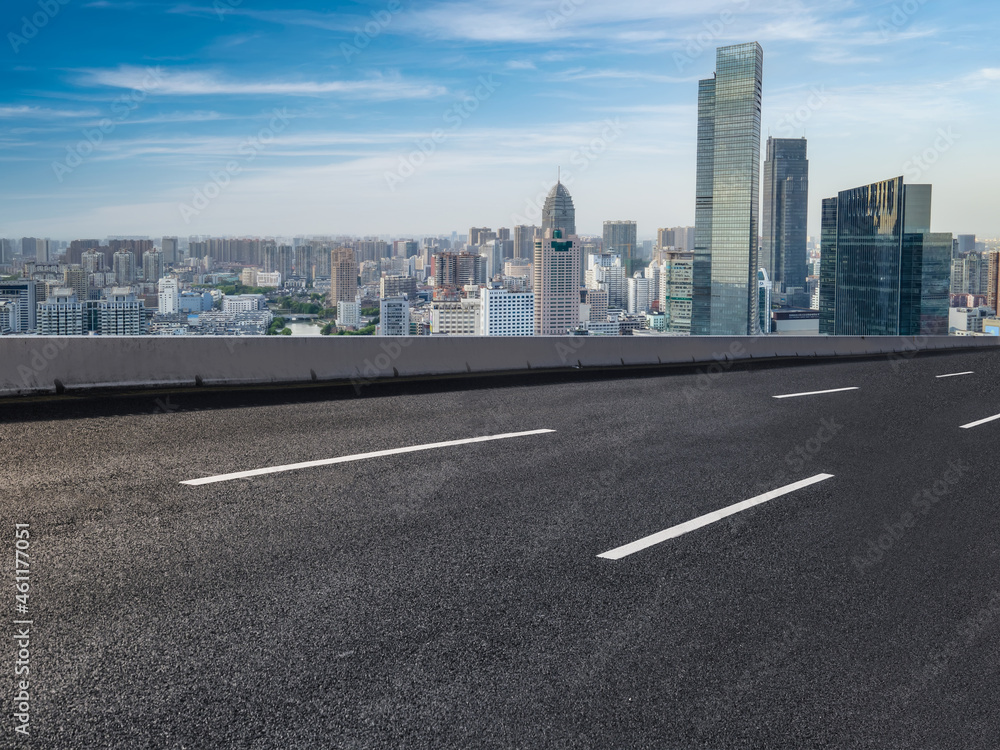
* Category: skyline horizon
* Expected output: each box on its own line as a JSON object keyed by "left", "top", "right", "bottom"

{"left": 2, "top": 1, "right": 997, "bottom": 240}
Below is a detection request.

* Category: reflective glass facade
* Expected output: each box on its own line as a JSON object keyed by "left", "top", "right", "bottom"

{"left": 692, "top": 42, "right": 763, "bottom": 335}
{"left": 762, "top": 137, "right": 809, "bottom": 303}
{"left": 821, "top": 177, "right": 950, "bottom": 336}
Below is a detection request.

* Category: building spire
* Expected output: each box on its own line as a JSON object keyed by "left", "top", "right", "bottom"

{"left": 557, "top": 166, "right": 561, "bottom": 185}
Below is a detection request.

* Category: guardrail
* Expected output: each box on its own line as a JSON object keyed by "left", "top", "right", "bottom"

{"left": 1, "top": 335, "right": 997, "bottom": 398}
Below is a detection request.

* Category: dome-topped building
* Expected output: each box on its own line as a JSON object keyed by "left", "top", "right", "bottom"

{"left": 541, "top": 180, "right": 576, "bottom": 237}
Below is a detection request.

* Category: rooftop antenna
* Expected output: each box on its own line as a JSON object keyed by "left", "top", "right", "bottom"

{"left": 557, "top": 166, "right": 561, "bottom": 185}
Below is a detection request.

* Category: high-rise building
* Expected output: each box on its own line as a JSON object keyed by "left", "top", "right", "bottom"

{"left": 0, "top": 280, "right": 39, "bottom": 332}
{"left": 113, "top": 251, "right": 136, "bottom": 286}
{"left": 480, "top": 285, "right": 533, "bottom": 336}
{"left": 162, "top": 237, "right": 179, "bottom": 265}
{"left": 657, "top": 228, "right": 675, "bottom": 250}
{"left": 986, "top": 252, "right": 1000, "bottom": 312}
{"left": 158, "top": 277, "right": 179, "bottom": 314}
{"left": 819, "top": 177, "right": 951, "bottom": 336}
{"left": 330, "top": 247, "right": 359, "bottom": 304}
{"left": 63, "top": 267, "right": 88, "bottom": 303}
{"left": 468, "top": 228, "right": 492, "bottom": 247}
{"left": 100, "top": 288, "right": 145, "bottom": 335}
{"left": 514, "top": 225, "right": 539, "bottom": 260}
{"left": 143, "top": 250, "right": 164, "bottom": 283}
{"left": 692, "top": 42, "right": 764, "bottom": 335}
{"left": 541, "top": 180, "right": 580, "bottom": 286}
{"left": 762, "top": 137, "right": 809, "bottom": 306}
{"left": 604, "top": 221, "right": 638, "bottom": 278}
{"left": 659, "top": 251, "right": 695, "bottom": 334}
{"left": 585, "top": 288, "right": 609, "bottom": 322}
{"left": 37, "top": 289, "right": 84, "bottom": 335}
{"left": 378, "top": 296, "right": 410, "bottom": 336}
{"left": 627, "top": 275, "right": 656, "bottom": 314}
{"left": 0, "top": 299, "right": 17, "bottom": 334}
{"left": 380, "top": 275, "right": 417, "bottom": 300}
{"left": 534, "top": 228, "right": 581, "bottom": 336}
{"left": 958, "top": 235, "right": 977, "bottom": 256}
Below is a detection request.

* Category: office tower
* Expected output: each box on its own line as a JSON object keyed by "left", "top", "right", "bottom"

{"left": 113, "top": 251, "right": 136, "bottom": 286}
{"left": 158, "top": 277, "right": 179, "bottom": 314}
{"left": 604, "top": 221, "right": 638, "bottom": 278}
{"left": 393, "top": 240, "right": 419, "bottom": 258}
{"left": 63, "top": 267, "right": 88, "bottom": 303}
{"left": 762, "top": 137, "right": 809, "bottom": 306}
{"left": 659, "top": 250, "right": 695, "bottom": 334}
{"left": 819, "top": 177, "right": 950, "bottom": 336}
{"left": 541, "top": 180, "right": 581, "bottom": 286}
{"left": 430, "top": 298, "right": 481, "bottom": 335}
{"left": 514, "top": 225, "right": 538, "bottom": 260}
{"left": 143, "top": 250, "right": 164, "bottom": 283}
{"left": 958, "top": 235, "right": 976, "bottom": 256}
{"left": 484, "top": 239, "right": 514, "bottom": 278}
{"left": 533, "top": 228, "right": 581, "bottom": 335}
{"left": 757, "top": 269, "right": 773, "bottom": 333}
{"left": 378, "top": 297, "right": 410, "bottom": 336}
{"left": 0, "top": 280, "right": 39, "bottom": 332}
{"left": 100, "top": 288, "right": 145, "bottom": 335}
{"left": 693, "top": 42, "right": 764, "bottom": 335}
{"left": 37, "top": 289, "right": 84, "bottom": 335}
{"left": 331, "top": 247, "right": 359, "bottom": 304}
{"left": 675, "top": 227, "right": 696, "bottom": 252}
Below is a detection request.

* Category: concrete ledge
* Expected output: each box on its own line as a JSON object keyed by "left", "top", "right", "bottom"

{"left": 1, "top": 335, "right": 997, "bottom": 398}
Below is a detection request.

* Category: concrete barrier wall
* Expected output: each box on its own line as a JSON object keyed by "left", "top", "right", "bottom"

{"left": 1, "top": 335, "right": 998, "bottom": 397}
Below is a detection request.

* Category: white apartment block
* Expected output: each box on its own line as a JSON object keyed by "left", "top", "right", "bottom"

{"left": 431, "top": 298, "right": 480, "bottom": 335}
{"left": 37, "top": 289, "right": 84, "bottom": 335}
{"left": 379, "top": 296, "right": 410, "bottom": 336}
{"left": 481, "top": 285, "right": 534, "bottom": 336}
{"left": 158, "top": 277, "right": 179, "bottom": 315}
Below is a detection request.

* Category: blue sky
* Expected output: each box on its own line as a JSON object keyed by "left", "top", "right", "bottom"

{"left": 1, "top": 0, "right": 997, "bottom": 240}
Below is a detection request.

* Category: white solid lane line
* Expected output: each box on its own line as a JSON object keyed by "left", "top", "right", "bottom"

{"left": 598, "top": 474, "right": 835, "bottom": 561}
{"left": 961, "top": 414, "right": 1000, "bottom": 430}
{"left": 181, "top": 429, "right": 557, "bottom": 486}
{"left": 937, "top": 372, "right": 975, "bottom": 379}
{"left": 773, "top": 387, "right": 859, "bottom": 400}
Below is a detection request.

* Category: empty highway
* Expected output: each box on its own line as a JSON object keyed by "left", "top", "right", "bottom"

{"left": 3, "top": 348, "right": 1000, "bottom": 749}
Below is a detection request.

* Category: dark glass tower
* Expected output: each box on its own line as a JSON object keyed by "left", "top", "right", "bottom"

{"left": 820, "top": 177, "right": 950, "bottom": 336}
{"left": 762, "top": 137, "right": 809, "bottom": 306}
{"left": 692, "top": 42, "right": 764, "bottom": 335}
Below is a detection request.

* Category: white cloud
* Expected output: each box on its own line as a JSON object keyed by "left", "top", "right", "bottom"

{"left": 77, "top": 66, "right": 448, "bottom": 100}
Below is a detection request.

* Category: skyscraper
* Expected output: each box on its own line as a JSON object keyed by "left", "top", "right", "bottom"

{"left": 330, "top": 247, "right": 359, "bottom": 305}
{"left": 762, "top": 137, "right": 809, "bottom": 306}
{"left": 534, "top": 228, "right": 581, "bottom": 336}
{"left": 541, "top": 180, "right": 580, "bottom": 286}
{"left": 692, "top": 42, "right": 764, "bottom": 335}
{"left": 513, "top": 225, "right": 539, "bottom": 260}
{"left": 819, "top": 176, "right": 951, "bottom": 336}
{"left": 603, "top": 221, "right": 638, "bottom": 278}
{"left": 113, "top": 251, "right": 136, "bottom": 286}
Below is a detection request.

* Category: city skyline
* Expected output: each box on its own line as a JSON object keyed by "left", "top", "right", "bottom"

{"left": 1, "top": 1, "right": 998, "bottom": 239}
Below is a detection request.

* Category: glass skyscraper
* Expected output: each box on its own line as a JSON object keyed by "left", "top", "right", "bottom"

{"left": 819, "top": 176, "right": 950, "bottom": 336}
{"left": 692, "top": 42, "right": 763, "bottom": 335}
{"left": 603, "top": 220, "right": 638, "bottom": 279}
{"left": 761, "top": 137, "right": 809, "bottom": 307}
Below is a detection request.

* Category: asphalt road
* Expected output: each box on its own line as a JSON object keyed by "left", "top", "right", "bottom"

{"left": 4, "top": 349, "right": 1000, "bottom": 749}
